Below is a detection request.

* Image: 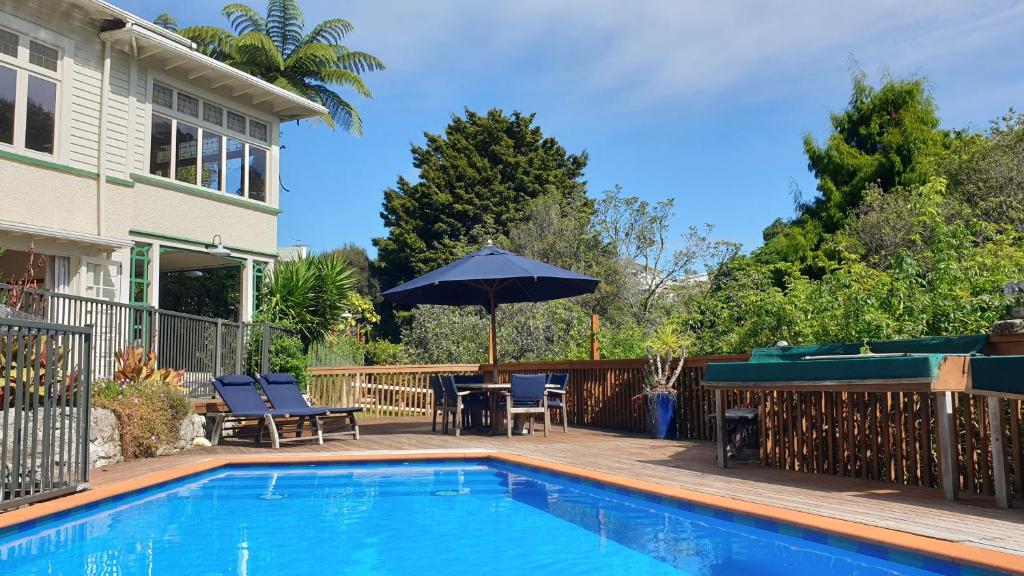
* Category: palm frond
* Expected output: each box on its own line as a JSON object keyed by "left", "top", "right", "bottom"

{"left": 222, "top": 3, "right": 267, "bottom": 35}
{"left": 312, "top": 68, "right": 372, "bottom": 98}
{"left": 234, "top": 31, "right": 285, "bottom": 76}
{"left": 153, "top": 13, "right": 179, "bottom": 33}
{"left": 334, "top": 50, "right": 386, "bottom": 74}
{"left": 309, "top": 84, "right": 362, "bottom": 135}
{"left": 178, "top": 26, "right": 238, "bottom": 60}
{"left": 283, "top": 42, "right": 338, "bottom": 77}
{"left": 266, "top": 0, "right": 305, "bottom": 57}
{"left": 304, "top": 18, "right": 353, "bottom": 45}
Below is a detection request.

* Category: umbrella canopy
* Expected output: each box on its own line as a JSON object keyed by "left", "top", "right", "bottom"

{"left": 382, "top": 244, "right": 600, "bottom": 381}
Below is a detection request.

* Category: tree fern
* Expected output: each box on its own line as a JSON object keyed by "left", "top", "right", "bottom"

{"left": 174, "top": 0, "right": 382, "bottom": 134}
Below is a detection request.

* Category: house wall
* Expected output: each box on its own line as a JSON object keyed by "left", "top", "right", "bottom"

{"left": 0, "top": 0, "right": 285, "bottom": 312}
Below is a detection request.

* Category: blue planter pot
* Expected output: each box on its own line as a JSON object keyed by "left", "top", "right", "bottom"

{"left": 645, "top": 391, "right": 678, "bottom": 439}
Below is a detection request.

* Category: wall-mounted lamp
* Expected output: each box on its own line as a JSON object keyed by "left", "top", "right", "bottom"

{"left": 207, "top": 235, "right": 232, "bottom": 257}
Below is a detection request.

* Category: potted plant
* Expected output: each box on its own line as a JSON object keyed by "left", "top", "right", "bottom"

{"left": 640, "top": 324, "right": 689, "bottom": 439}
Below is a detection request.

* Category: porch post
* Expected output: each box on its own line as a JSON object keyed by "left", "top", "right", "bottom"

{"left": 150, "top": 242, "right": 161, "bottom": 308}
{"left": 936, "top": 392, "right": 959, "bottom": 501}
{"left": 241, "top": 256, "right": 254, "bottom": 322}
{"left": 715, "top": 389, "right": 728, "bottom": 468}
{"left": 988, "top": 396, "right": 1011, "bottom": 508}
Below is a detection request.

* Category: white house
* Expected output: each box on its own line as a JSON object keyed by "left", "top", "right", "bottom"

{"left": 0, "top": 0, "right": 325, "bottom": 322}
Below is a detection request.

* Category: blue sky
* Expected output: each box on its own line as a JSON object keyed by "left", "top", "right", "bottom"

{"left": 118, "top": 1, "right": 1024, "bottom": 257}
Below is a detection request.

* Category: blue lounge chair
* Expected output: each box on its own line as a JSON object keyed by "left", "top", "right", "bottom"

{"left": 259, "top": 373, "right": 361, "bottom": 441}
{"left": 211, "top": 374, "right": 327, "bottom": 449}
{"left": 546, "top": 373, "right": 569, "bottom": 433}
{"left": 428, "top": 375, "right": 446, "bottom": 433}
{"left": 498, "top": 374, "right": 549, "bottom": 438}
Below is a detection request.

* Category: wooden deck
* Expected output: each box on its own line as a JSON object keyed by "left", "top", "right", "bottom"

{"left": 85, "top": 418, "right": 1024, "bottom": 557}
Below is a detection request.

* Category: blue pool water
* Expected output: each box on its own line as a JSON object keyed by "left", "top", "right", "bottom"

{"left": 0, "top": 460, "right": 1004, "bottom": 575}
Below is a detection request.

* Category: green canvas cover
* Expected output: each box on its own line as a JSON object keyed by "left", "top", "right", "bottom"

{"left": 704, "top": 354, "right": 944, "bottom": 384}
{"left": 970, "top": 356, "right": 1024, "bottom": 396}
{"left": 748, "top": 335, "right": 987, "bottom": 363}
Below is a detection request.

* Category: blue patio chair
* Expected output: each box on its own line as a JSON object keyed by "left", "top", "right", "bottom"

{"left": 451, "top": 373, "right": 489, "bottom": 427}
{"left": 442, "top": 376, "right": 488, "bottom": 437}
{"left": 546, "top": 373, "right": 570, "bottom": 433}
{"left": 428, "top": 375, "right": 446, "bottom": 433}
{"left": 497, "top": 374, "right": 549, "bottom": 438}
{"left": 211, "top": 374, "right": 326, "bottom": 450}
{"left": 259, "top": 373, "right": 362, "bottom": 441}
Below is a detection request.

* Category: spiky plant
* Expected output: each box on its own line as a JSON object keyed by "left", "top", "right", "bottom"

{"left": 174, "top": 0, "right": 384, "bottom": 133}
{"left": 257, "top": 252, "right": 356, "bottom": 349}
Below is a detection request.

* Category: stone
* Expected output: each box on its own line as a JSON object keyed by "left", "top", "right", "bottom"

{"left": 192, "top": 437, "right": 212, "bottom": 448}
{"left": 89, "top": 408, "right": 122, "bottom": 468}
{"left": 991, "top": 319, "right": 1024, "bottom": 335}
{"left": 157, "top": 414, "right": 208, "bottom": 456}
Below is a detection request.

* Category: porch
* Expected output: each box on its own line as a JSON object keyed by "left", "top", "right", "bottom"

{"left": 87, "top": 417, "right": 1024, "bottom": 558}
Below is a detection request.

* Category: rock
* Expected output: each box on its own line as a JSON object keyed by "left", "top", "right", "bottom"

{"left": 89, "top": 408, "right": 122, "bottom": 468}
{"left": 991, "top": 319, "right": 1024, "bottom": 335}
{"left": 1010, "top": 305, "right": 1024, "bottom": 320}
{"left": 157, "top": 414, "right": 208, "bottom": 456}
{"left": 192, "top": 437, "right": 212, "bottom": 448}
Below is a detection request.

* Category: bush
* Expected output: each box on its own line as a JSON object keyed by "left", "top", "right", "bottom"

{"left": 364, "top": 339, "right": 413, "bottom": 365}
{"left": 266, "top": 335, "right": 311, "bottom": 390}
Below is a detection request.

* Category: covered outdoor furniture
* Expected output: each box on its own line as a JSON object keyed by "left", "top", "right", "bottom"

{"left": 497, "top": 374, "right": 550, "bottom": 438}
{"left": 259, "top": 373, "right": 361, "bottom": 440}
{"left": 702, "top": 335, "right": 986, "bottom": 501}
{"left": 442, "top": 376, "right": 489, "bottom": 437}
{"left": 546, "top": 373, "right": 570, "bottom": 432}
{"left": 210, "top": 375, "right": 327, "bottom": 450}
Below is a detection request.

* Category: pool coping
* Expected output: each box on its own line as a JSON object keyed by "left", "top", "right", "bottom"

{"left": 1, "top": 450, "right": 1021, "bottom": 574}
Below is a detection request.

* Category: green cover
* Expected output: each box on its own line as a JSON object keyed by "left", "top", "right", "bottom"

{"left": 970, "top": 356, "right": 1024, "bottom": 395}
{"left": 705, "top": 354, "right": 944, "bottom": 384}
{"left": 749, "top": 335, "right": 987, "bottom": 363}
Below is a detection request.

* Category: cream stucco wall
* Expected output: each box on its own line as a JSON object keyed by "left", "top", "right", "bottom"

{"left": 0, "top": 160, "right": 101, "bottom": 236}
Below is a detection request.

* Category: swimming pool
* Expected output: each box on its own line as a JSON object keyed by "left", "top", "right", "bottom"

{"left": 0, "top": 459, "right": 1008, "bottom": 575}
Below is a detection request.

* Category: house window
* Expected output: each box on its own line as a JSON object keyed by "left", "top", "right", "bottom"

{"left": 0, "top": 27, "right": 61, "bottom": 156}
{"left": 147, "top": 81, "right": 271, "bottom": 202}
{"left": 85, "top": 260, "right": 120, "bottom": 302}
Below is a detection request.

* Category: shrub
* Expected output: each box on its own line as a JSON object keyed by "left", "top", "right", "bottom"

{"left": 91, "top": 348, "right": 191, "bottom": 460}
{"left": 364, "top": 339, "right": 413, "bottom": 365}
{"left": 266, "top": 335, "right": 311, "bottom": 390}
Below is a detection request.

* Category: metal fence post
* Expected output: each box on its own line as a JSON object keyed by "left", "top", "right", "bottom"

{"left": 261, "top": 323, "right": 271, "bottom": 375}
{"left": 214, "top": 319, "right": 223, "bottom": 377}
{"left": 80, "top": 324, "right": 93, "bottom": 484}
{"left": 235, "top": 324, "right": 244, "bottom": 374}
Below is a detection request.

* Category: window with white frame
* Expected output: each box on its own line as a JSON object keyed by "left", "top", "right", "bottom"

{"left": 84, "top": 260, "right": 120, "bottom": 302}
{"left": 0, "top": 27, "right": 61, "bottom": 155}
{"left": 148, "top": 81, "right": 271, "bottom": 202}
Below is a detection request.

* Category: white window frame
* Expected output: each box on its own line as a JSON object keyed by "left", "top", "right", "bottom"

{"left": 82, "top": 257, "right": 121, "bottom": 302}
{"left": 0, "top": 21, "right": 67, "bottom": 160}
{"left": 145, "top": 77, "right": 273, "bottom": 203}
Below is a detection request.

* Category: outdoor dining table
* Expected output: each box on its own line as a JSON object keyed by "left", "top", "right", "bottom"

{"left": 455, "top": 382, "right": 559, "bottom": 435}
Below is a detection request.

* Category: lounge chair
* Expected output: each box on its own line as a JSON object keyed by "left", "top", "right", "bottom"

{"left": 259, "top": 373, "right": 361, "bottom": 440}
{"left": 498, "top": 374, "right": 550, "bottom": 438}
{"left": 442, "top": 375, "right": 488, "bottom": 437}
{"left": 210, "top": 374, "right": 327, "bottom": 449}
{"left": 546, "top": 373, "right": 569, "bottom": 432}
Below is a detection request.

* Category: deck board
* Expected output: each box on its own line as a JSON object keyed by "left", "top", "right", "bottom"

{"left": 80, "top": 418, "right": 1024, "bottom": 557}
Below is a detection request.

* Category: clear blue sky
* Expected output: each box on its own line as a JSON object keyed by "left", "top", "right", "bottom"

{"left": 118, "top": 1, "right": 1024, "bottom": 257}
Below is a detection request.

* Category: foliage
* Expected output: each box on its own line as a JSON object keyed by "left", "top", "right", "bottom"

{"left": 0, "top": 334, "right": 76, "bottom": 406}
{"left": 265, "top": 335, "right": 311, "bottom": 390}
{"left": 173, "top": 0, "right": 384, "bottom": 132}
{"left": 643, "top": 323, "right": 689, "bottom": 393}
{"left": 755, "top": 71, "right": 954, "bottom": 273}
{"left": 256, "top": 252, "right": 355, "bottom": 349}
{"left": 159, "top": 266, "right": 240, "bottom": 321}
{"left": 152, "top": 13, "right": 179, "bottom": 33}
{"left": 373, "top": 108, "right": 591, "bottom": 293}
{"left": 596, "top": 320, "right": 647, "bottom": 360}
{"left": 364, "top": 339, "right": 413, "bottom": 366}
{"left": 325, "top": 243, "right": 379, "bottom": 299}
{"left": 92, "top": 349, "right": 190, "bottom": 460}
{"left": 308, "top": 334, "right": 364, "bottom": 366}
{"left": 342, "top": 291, "right": 380, "bottom": 333}
{"left": 594, "top": 185, "right": 740, "bottom": 325}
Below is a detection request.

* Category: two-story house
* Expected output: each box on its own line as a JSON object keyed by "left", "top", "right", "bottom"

{"left": 0, "top": 0, "right": 325, "bottom": 322}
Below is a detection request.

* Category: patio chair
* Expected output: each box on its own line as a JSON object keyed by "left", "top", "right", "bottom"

{"left": 442, "top": 376, "right": 488, "bottom": 437}
{"left": 210, "top": 374, "right": 327, "bottom": 450}
{"left": 428, "top": 375, "right": 446, "bottom": 433}
{"left": 497, "top": 374, "right": 550, "bottom": 438}
{"left": 546, "top": 373, "right": 570, "bottom": 432}
{"left": 259, "top": 373, "right": 361, "bottom": 440}
{"left": 451, "top": 373, "right": 490, "bottom": 427}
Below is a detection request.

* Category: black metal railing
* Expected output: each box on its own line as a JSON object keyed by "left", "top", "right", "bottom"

{"left": 1, "top": 317, "right": 92, "bottom": 511}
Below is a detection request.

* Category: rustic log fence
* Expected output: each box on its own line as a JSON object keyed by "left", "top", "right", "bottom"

{"left": 310, "top": 348, "right": 1024, "bottom": 503}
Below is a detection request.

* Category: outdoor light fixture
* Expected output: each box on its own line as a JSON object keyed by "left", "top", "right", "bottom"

{"left": 207, "top": 235, "right": 232, "bottom": 257}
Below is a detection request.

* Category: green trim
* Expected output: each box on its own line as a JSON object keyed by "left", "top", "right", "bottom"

{"left": 0, "top": 148, "right": 136, "bottom": 187}
{"left": 106, "top": 175, "right": 135, "bottom": 188}
{"left": 130, "top": 173, "right": 282, "bottom": 215}
{"left": 130, "top": 229, "right": 280, "bottom": 259}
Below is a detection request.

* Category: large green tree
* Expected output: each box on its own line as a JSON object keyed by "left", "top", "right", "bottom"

{"left": 755, "top": 72, "right": 953, "bottom": 273}
{"left": 373, "top": 108, "right": 591, "bottom": 290}
{"left": 159, "top": 0, "right": 384, "bottom": 133}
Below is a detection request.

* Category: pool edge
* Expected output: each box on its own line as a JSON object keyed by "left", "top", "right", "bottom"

{"left": 0, "top": 450, "right": 1020, "bottom": 575}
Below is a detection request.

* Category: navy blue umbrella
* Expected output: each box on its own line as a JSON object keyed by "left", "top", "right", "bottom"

{"left": 382, "top": 243, "right": 599, "bottom": 380}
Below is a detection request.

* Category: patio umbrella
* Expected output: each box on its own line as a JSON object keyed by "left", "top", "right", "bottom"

{"left": 381, "top": 243, "right": 600, "bottom": 383}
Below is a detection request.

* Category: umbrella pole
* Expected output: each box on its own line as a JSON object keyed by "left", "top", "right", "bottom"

{"left": 489, "top": 289, "right": 499, "bottom": 385}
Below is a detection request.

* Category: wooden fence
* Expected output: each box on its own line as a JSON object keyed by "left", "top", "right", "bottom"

{"left": 309, "top": 350, "right": 1024, "bottom": 502}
